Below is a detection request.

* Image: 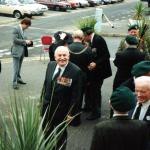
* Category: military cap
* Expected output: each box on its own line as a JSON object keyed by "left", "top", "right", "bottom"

{"left": 81, "top": 27, "right": 94, "bottom": 35}
{"left": 110, "top": 86, "right": 135, "bottom": 112}
{"left": 125, "top": 35, "right": 138, "bottom": 45}
{"left": 54, "top": 31, "right": 73, "bottom": 44}
{"left": 128, "top": 24, "right": 139, "bottom": 31}
{"left": 131, "top": 61, "right": 150, "bottom": 77}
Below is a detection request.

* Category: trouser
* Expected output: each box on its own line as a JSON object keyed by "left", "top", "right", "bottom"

{"left": 85, "top": 79, "right": 104, "bottom": 115}
{"left": 12, "top": 55, "right": 24, "bottom": 85}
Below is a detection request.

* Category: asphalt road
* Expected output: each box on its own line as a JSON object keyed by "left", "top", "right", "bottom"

{"left": 0, "top": 0, "right": 139, "bottom": 54}
{"left": 0, "top": 0, "right": 147, "bottom": 149}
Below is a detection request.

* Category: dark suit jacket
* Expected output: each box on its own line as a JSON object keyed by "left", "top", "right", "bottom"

{"left": 122, "top": 77, "right": 135, "bottom": 92}
{"left": 88, "top": 34, "right": 112, "bottom": 80}
{"left": 42, "top": 61, "right": 82, "bottom": 124}
{"left": 90, "top": 116, "right": 149, "bottom": 150}
{"left": 113, "top": 47, "right": 145, "bottom": 90}
{"left": 69, "top": 42, "right": 92, "bottom": 74}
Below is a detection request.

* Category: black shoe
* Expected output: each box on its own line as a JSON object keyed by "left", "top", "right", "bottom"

{"left": 86, "top": 113, "right": 101, "bottom": 120}
{"left": 13, "top": 84, "right": 19, "bottom": 90}
{"left": 18, "top": 80, "right": 26, "bottom": 84}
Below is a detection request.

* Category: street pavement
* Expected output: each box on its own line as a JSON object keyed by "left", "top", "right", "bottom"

{"left": 0, "top": 3, "right": 132, "bottom": 149}
{"left": 0, "top": 0, "right": 147, "bottom": 149}
{"left": 0, "top": 36, "right": 119, "bottom": 150}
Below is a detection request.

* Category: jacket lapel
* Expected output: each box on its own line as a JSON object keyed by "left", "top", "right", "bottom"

{"left": 17, "top": 25, "right": 24, "bottom": 39}
{"left": 144, "top": 105, "right": 150, "bottom": 122}
{"left": 49, "top": 62, "right": 57, "bottom": 83}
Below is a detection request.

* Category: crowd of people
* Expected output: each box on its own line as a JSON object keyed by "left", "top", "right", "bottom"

{"left": 10, "top": 18, "right": 150, "bottom": 150}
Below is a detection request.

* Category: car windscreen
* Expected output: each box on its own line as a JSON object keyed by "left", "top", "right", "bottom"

{"left": 19, "top": 0, "right": 36, "bottom": 4}
{"left": 4, "top": 0, "right": 21, "bottom": 5}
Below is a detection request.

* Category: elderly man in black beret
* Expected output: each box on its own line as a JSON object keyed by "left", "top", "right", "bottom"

{"left": 81, "top": 27, "right": 112, "bottom": 120}
{"left": 90, "top": 86, "right": 149, "bottom": 150}
{"left": 117, "top": 24, "right": 139, "bottom": 52}
{"left": 113, "top": 35, "right": 145, "bottom": 91}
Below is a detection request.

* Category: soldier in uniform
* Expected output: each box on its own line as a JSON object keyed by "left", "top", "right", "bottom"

{"left": 117, "top": 24, "right": 150, "bottom": 59}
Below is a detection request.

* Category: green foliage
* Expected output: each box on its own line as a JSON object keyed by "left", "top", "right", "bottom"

{"left": 133, "top": 2, "right": 146, "bottom": 20}
{"left": 77, "top": 17, "right": 96, "bottom": 31}
{"left": 0, "top": 94, "right": 67, "bottom": 150}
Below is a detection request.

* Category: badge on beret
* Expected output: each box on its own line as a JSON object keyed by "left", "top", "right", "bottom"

{"left": 57, "top": 77, "right": 72, "bottom": 87}
{"left": 146, "top": 116, "right": 150, "bottom": 121}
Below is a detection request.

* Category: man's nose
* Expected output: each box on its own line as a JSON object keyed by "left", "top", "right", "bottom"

{"left": 137, "top": 92, "right": 142, "bottom": 97}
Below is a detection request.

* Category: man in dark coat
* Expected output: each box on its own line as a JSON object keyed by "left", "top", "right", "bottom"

{"left": 90, "top": 86, "right": 149, "bottom": 150}
{"left": 113, "top": 35, "right": 145, "bottom": 90}
{"left": 68, "top": 30, "right": 92, "bottom": 126}
{"left": 41, "top": 46, "right": 82, "bottom": 150}
{"left": 81, "top": 27, "right": 112, "bottom": 120}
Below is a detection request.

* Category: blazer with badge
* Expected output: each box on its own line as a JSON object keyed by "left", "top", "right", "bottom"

{"left": 90, "top": 116, "right": 149, "bottom": 150}
{"left": 42, "top": 61, "right": 82, "bottom": 123}
{"left": 11, "top": 25, "right": 27, "bottom": 58}
{"left": 89, "top": 34, "right": 112, "bottom": 80}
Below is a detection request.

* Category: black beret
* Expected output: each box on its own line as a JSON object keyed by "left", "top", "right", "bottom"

{"left": 128, "top": 24, "right": 139, "bottom": 31}
{"left": 81, "top": 27, "right": 94, "bottom": 35}
{"left": 125, "top": 35, "right": 138, "bottom": 45}
{"left": 110, "top": 86, "right": 136, "bottom": 112}
{"left": 131, "top": 61, "right": 150, "bottom": 77}
{"left": 54, "top": 31, "right": 73, "bottom": 44}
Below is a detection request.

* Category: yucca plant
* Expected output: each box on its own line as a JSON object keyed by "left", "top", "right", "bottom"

{"left": 133, "top": 2, "right": 145, "bottom": 20}
{"left": 77, "top": 17, "right": 96, "bottom": 31}
{"left": 0, "top": 93, "right": 68, "bottom": 150}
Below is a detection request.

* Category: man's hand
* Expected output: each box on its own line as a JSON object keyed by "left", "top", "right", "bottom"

{"left": 66, "top": 115, "right": 74, "bottom": 123}
{"left": 88, "top": 62, "right": 96, "bottom": 70}
{"left": 25, "top": 40, "right": 32, "bottom": 45}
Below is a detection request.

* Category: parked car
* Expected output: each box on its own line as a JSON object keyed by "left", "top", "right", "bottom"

{"left": 87, "top": 0, "right": 98, "bottom": 7}
{"left": 36, "top": 0, "right": 71, "bottom": 11}
{"left": 19, "top": 0, "right": 48, "bottom": 15}
{"left": 65, "top": 0, "right": 79, "bottom": 9}
{"left": 71, "top": 0, "right": 89, "bottom": 7}
{"left": 0, "top": 0, "right": 48, "bottom": 18}
{"left": 99, "top": 0, "right": 111, "bottom": 4}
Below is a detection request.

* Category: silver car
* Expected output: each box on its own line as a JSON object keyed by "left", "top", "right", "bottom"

{"left": 0, "top": 0, "right": 48, "bottom": 18}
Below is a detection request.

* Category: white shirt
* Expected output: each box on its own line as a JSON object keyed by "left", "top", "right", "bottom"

{"left": 113, "top": 113, "right": 128, "bottom": 117}
{"left": 132, "top": 100, "right": 150, "bottom": 120}
{"left": 91, "top": 33, "right": 95, "bottom": 44}
{"left": 52, "top": 64, "right": 67, "bottom": 79}
{"left": 19, "top": 24, "right": 24, "bottom": 37}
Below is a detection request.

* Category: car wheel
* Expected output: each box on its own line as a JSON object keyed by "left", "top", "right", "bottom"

{"left": 55, "top": 6, "right": 60, "bottom": 11}
{"left": 13, "top": 11, "right": 22, "bottom": 19}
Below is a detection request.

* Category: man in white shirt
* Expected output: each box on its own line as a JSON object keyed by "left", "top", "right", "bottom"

{"left": 132, "top": 76, "right": 150, "bottom": 124}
